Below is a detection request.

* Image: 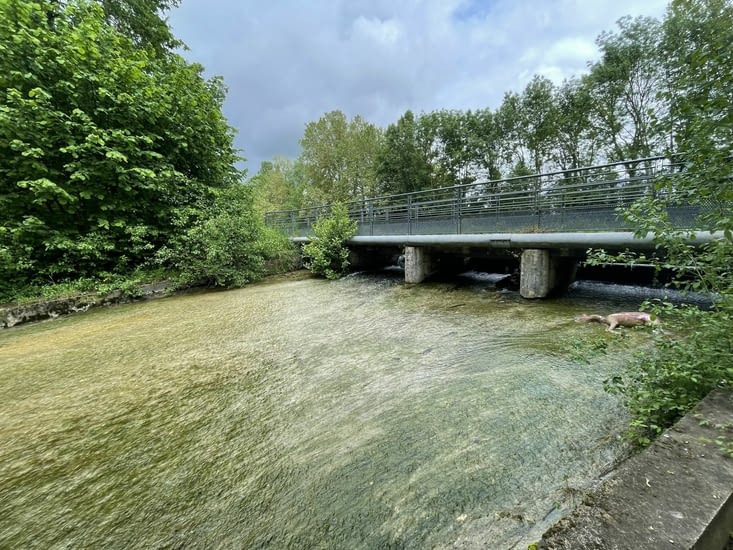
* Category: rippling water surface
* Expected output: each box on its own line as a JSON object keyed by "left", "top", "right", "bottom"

{"left": 0, "top": 272, "right": 649, "bottom": 548}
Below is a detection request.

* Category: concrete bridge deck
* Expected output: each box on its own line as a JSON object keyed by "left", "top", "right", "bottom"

{"left": 293, "top": 231, "right": 721, "bottom": 250}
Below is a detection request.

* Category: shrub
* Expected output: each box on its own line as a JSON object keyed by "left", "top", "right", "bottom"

{"left": 157, "top": 185, "right": 296, "bottom": 288}
{"left": 604, "top": 297, "right": 733, "bottom": 446}
{"left": 302, "top": 203, "right": 357, "bottom": 280}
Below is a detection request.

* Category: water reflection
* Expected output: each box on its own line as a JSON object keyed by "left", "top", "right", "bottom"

{"left": 0, "top": 272, "right": 648, "bottom": 548}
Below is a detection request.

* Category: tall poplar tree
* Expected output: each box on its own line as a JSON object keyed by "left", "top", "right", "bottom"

{"left": 299, "top": 110, "right": 382, "bottom": 205}
{"left": 376, "top": 110, "right": 432, "bottom": 195}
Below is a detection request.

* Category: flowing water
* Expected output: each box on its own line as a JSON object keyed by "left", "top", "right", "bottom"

{"left": 0, "top": 271, "right": 651, "bottom": 549}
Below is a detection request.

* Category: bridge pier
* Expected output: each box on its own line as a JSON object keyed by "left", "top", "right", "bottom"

{"left": 519, "top": 249, "right": 576, "bottom": 298}
{"left": 404, "top": 246, "right": 434, "bottom": 283}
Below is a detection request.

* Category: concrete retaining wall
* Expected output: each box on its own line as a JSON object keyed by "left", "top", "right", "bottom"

{"left": 539, "top": 389, "right": 733, "bottom": 549}
{"left": 1, "top": 282, "right": 170, "bottom": 329}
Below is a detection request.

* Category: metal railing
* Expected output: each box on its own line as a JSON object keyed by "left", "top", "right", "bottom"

{"left": 265, "top": 156, "right": 702, "bottom": 237}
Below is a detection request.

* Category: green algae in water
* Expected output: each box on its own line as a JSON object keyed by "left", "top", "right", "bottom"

{"left": 0, "top": 274, "right": 640, "bottom": 548}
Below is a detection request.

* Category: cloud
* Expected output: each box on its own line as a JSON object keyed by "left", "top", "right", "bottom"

{"left": 167, "top": 0, "right": 668, "bottom": 174}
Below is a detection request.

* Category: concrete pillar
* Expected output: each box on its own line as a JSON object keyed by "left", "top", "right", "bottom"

{"left": 520, "top": 249, "right": 554, "bottom": 298}
{"left": 404, "top": 246, "right": 433, "bottom": 283}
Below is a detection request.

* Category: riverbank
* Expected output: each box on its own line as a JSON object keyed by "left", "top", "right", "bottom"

{"left": 0, "top": 270, "right": 314, "bottom": 330}
{"left": 538, "top": 388, "right": 733, "bottom": 549}
{"left": 0, "top": 281, "right": 172, "bottom": 329}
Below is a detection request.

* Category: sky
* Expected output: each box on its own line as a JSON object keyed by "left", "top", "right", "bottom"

{"left": 166, "top": 0, "right": 669, "bottom": 175}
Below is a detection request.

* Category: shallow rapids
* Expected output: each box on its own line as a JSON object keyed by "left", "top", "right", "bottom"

{"left": 0, "top": 271, "right": 649, "bottom": 548}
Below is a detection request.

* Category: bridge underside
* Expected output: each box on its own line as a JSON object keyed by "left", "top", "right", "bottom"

{"left": 307, "top": 231, "right": 720, "bottom": 299}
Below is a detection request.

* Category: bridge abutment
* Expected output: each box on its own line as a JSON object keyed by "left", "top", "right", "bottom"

{"left": 519, "top": 249, "right": 576, "bottom": 299}
{"left": 404, "top": 246, "right": 435, "bottom": 283}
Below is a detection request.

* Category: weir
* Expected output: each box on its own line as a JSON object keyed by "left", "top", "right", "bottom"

{"left": 0, "top": 272, "right": 649, "bottom": 548}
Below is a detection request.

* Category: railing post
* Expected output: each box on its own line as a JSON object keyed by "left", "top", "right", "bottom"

{"left": 455, "top": 188, "right": 462, "bottom": 234}
{"left": 368, "top": 200, "right": 374, "bottom": 236}
{"left": 407, "top": 194, "right": 413, "bottom": 235}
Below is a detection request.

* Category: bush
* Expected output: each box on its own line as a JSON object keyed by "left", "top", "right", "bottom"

{"left": 157, "top": 185, "right": 296, "bottom": 288}
{"left": 302, "top": 203, "right": 357, "bottom": 280}
{"left": 604, "top": 297, "right": 733, "bottom": 446}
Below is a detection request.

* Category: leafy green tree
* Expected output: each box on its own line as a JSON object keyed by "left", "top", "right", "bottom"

{"left": 587, "top": 16, "right": 667, "bottom": 161}
{"left": 495, "top": 82, "right": 559, "bottom": 191}
{"left": 0, "top": 0, "right": 240, "bottom": 293}
{"left": 495, "top": 91, "right": 529, "bottom": 179}
{"left": 302, "top": 203, "right": 357, "bottom": 280}
{"left": 417, "top": 109, "right": 509, "bottom": 189}
{"left": 97, "top": 0, "right": 181, "bottom": 53}
{"left": 156, "top": 185, "right": 295, "bottom": 288}
{"left": 250, "top": 157, "right": 306, "bottom": 214}
{"left": 467, "top": 108, "right": 503, "bottom": 182}
{"left": 596, "top": 0, "right": 733, "bottom": 445}
{"left": 376, "top": 110, "right": 432, "bottom": 195}
{"left": 521, "top": 75, "right": 559, "bottom": 175}
{"left": 552, "top": 78, "right": 601, "bottom": 171}
{"left": 299, "top": 111, "right": 383, "bottom": 205}
{"left": 420, "top": 110, "right": 476, "bottom": 187}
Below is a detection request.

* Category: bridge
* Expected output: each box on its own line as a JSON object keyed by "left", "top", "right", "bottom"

{"left": 265, "top": 156, "right": 718, "bottom": 298}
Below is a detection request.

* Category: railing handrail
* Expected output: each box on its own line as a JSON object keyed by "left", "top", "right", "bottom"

{"left": 264, "top": 155, "right": 675, "bottom": 221}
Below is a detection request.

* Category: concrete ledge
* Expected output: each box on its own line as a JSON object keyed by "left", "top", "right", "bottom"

{"left": 0, "top": 282, "right": 170, "bottom": 329}
{"left": 539, "top": 389, "right": 733, "bottom": 549}
{"left": 291, "top": 231, "right": 724, "bottom": 250}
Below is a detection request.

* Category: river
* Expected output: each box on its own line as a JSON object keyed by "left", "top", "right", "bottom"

{"left": 0, "top": 270, "right": 650, "bottom": 548}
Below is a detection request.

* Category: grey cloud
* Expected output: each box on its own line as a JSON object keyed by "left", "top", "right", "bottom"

{"left": 168, "top": 0, "right": 668, "bottom": 174}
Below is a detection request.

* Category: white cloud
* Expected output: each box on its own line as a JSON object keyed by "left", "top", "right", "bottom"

{"left": 351, "top": 16, "right": 402, "bottom": 47}
{"left": 167, "top": 0, "right": 669, "bottom": 174}
{"left": 545, "top": 37, "right": 598, "bottom": 66}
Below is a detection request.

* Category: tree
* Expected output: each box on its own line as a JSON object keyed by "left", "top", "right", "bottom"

{"left": 467, "top": 108, "right": 503, "bottom": 182}
{"left": 97, "top": 0, "right": 181, "bottom": 54}
{"left": 376, "top": 110, "right": 432, "bottom": 195}
{"left": 552, "top": 78, "right": 601, "bottom": 171}
{"left": 250, "top": 157, "right": 306, "bottom": 214}
{"left": 299, "top": 111, "right": 382, "bottom": 205}
{"left": 0, "top": 0, "right": 241, "bottom": 294}
{"left": 155, "top": 185, "right": 264, "bottom": 288}
{"left": 495, "top": 91, "right": 529, "bottom": 180}
{"left": 495, "top": 83, "right": 559, "bottom": 192}
{"left": 521, "top": 75, "right": 559, "bottom": 175}
{"left": 587, "top": 16, "right": 667, "bottom": 162}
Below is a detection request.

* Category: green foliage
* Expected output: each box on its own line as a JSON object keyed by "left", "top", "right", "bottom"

{"left": 588, "top": 0, "right": 733, "bottom": 447}
{"left": 0, "top": 0, "right": 241, "bottom": 290}
{"left": 553, "top": 77, "right": 599, "bottom": 170}
{"left": 302, "top": 204, "right": 357, "bottom": 280}
{"left": 258, "top": 225, "right": 300, "bottom": 274}
{"left": 0, "top": 267, "right": 169, "bottom": 305}
{"left": 376, "top": 110, "right": 432, "bottom": 194}
{"left": 604, "top": 299, "right": 733, "bottom": 446}
{"left": 299, "top": 111, "right": 383, "bottom": 204}
{"left": 157, "top": 186, "right": 295, "bottom": 289}
{"left": 96, "top": 0, "right": 182, "bottom": 54}
{"left": 250, "top": 157, "right": 307, "bottom": 214}
{"left": 565, "top": 334, "right": 611, "bottom": 364}
{"left": 587, "top": 16, "right": 666, "bottom": 160}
